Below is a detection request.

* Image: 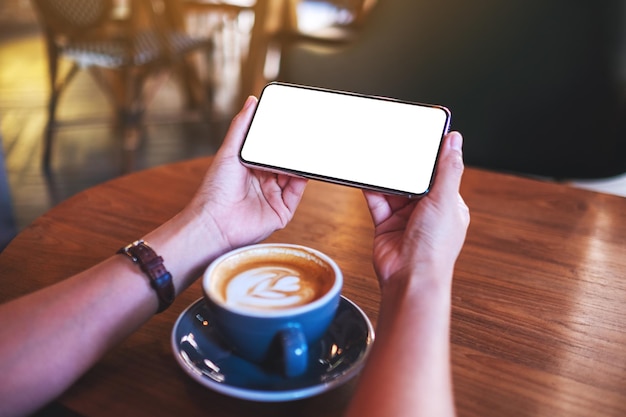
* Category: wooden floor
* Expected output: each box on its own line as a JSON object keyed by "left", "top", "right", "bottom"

{"left": 1, "top": 24, "right": 242, "bottom": 236}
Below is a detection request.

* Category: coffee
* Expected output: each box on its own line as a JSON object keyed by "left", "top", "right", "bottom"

{"left": 210, "top": 246, "right": 335, "bottom": 312}
{"left": 203, "top": 244, "right": 343, "bottom": 376}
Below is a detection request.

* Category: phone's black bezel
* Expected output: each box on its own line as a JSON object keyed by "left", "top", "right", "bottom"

{"left": 239, "top": 82, "right": 451, "bottom": 198}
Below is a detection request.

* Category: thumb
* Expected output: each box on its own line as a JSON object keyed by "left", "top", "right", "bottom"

{"left": 219, "top": 96, "right": 258, "bottom": 156}
{"left": 431, "top": 131, "right": 464, "bottom": 198}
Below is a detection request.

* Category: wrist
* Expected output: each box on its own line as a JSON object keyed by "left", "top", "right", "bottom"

{"left": 380, "top": 264, "right": 453, "bottom": 319}
{"left": 142, "top": 206, "right": 232, "bottom": 293}
{"left": 384, "top": 261, "right": 453, "bottom": 297}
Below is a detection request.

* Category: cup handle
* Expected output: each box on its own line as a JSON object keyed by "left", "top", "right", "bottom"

{"left": 279, "top": 325, "right": 309, "bottom": 377}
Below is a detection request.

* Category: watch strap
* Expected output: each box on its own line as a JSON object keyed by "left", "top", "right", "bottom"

{"left": 117, "top": 240, "right": 175, "bottom": 313}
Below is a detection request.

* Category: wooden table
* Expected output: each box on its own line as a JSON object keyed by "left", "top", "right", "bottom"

{"left": 1, "top": 157, "right": 625, "bottom": 417}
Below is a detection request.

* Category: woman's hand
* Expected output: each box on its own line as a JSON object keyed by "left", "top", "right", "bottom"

{"left": 349, "top": 131, "right": 469, "bottom": 417}
{"left": 188, "top": 96, "right": 308, "bottom": 252}
{"left": 363, "top": 131, "right": 470, "bottom": 288}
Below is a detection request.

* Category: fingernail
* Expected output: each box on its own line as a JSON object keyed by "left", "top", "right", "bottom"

{"left": 244, "top": 95, "right": 256, "bottom": 109}
{"left": 449, "top": 132, "right": 463, "bottom": 151}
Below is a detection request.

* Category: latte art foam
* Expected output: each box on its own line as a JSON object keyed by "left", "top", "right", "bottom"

{"left": 208, "top": 246, "right": 337, "bottom": 313}
{"left": 225, "top": 266, "right": 316, "bottom": 310}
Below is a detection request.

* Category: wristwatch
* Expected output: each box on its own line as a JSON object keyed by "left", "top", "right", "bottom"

{"left": 117, "top": 240, "right": 175, "bottom": 313}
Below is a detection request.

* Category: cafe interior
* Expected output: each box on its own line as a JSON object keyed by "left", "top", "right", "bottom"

{"left": 1, "top": 0, "right": 625, "bottom": 247}
{"left": 0, "top": 1, "right": 625, "bottom": 416}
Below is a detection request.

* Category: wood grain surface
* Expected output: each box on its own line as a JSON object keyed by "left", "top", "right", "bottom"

{"left": 1, "top": 156, "right": 625, "bottom": 417}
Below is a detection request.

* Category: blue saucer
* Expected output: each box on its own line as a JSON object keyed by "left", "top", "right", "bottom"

{"left": 171, "top": 296, "right": 374, "bottom": 402}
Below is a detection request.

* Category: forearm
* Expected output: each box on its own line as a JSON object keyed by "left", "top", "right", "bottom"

{"left": 346, "top": 266, "right": 456, "bottom": 417}
{"left": 0, "top": 255, "right": 157, "bottom": 416}
{"left": 0, "top": 207, "right": 229, "bottom": 416}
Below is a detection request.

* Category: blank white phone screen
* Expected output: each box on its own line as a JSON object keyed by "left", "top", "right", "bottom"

{"left": 240, "top": 83, "right": 450, "bottom": 196}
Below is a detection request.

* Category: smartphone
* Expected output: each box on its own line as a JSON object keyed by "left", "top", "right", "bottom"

{"left": 239, "top": 82, "right": 451, "bottom": 197}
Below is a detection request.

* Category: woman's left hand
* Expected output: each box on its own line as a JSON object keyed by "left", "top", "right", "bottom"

{"left": 189, "top": 96, "right": 308, "bottom": 252}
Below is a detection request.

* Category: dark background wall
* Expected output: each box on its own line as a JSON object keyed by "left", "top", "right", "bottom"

{"left": 278, "top": 0, "right": 626, "bottom": 179}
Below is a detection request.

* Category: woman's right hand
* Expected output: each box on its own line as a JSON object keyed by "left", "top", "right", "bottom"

{"left": 363, "top": 131, "right": 470, "bottom": 289}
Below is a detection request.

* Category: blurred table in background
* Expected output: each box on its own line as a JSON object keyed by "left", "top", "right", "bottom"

{"left": 181, "top": 0, "right": 376, "bottom": 106}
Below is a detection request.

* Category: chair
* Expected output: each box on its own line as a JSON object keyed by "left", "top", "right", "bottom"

{"left": 30, "top": 0, "right": 214, "bottom": 171}
{"left": 259, "top": 0, "right": 373, "bottom": 80}
{"left": 182, "top": 0, "right": 261, "bottom": 107}
{"left": 181, "top": 0, "right": 373, "bottom": 106}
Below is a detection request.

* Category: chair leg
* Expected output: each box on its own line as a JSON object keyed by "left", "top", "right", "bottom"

{"left": 42, "top": 99, "right": 57, "bottom": 173}
{"left": 42, "top": 72, "right": 64, "bottom": 173}
{"left": 121, "top": 115, "right": 144, "bottom": 151}
{"left": 177, "top": 54, "right": 214, "bottom": 120}
{"left": 121, "top": 125, "right": 141, "bottom": 173}
{"left": 42, "top": 138, "right": 53, "bottom": 173}
{"left": 42, "top": 41, "right": 60, "bottom": 173}
{"left": 42, "top": 60, "right": 80, "bottom": 172}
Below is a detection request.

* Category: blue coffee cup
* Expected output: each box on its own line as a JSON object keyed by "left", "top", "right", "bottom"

{"left": 202, "top": 244, "right": 343, "bottom": 377}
